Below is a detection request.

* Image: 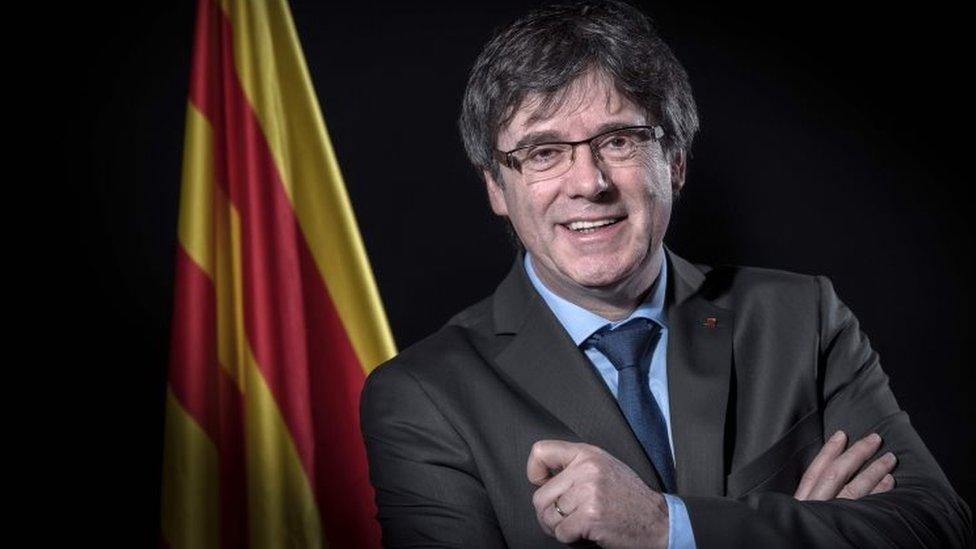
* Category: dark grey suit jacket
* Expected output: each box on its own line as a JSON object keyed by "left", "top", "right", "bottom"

{"left": 360, "top": 249, "right": 973, "bottom": 547}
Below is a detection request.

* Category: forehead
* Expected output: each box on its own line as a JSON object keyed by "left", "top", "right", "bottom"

{"left": 497, "top": 71, "right": 646, "bottom": 147}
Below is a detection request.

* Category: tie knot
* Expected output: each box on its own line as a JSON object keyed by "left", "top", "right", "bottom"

{"left": 587, "top": 318, "right": 660, "bottom": 372}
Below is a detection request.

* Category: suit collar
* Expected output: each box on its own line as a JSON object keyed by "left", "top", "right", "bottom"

{"left": 491, "top": 252, "right": 663, "bottom": 490}
{"left": 664, "top": 247, "right": 733, "bottom": 496}
{"left": 665, "top": 246, "right": 707, "bottom": 306}
{"left": 492, "top": 252, "right": 533, "bottom": 336}
{"left": 490, "top": 247, "right": 732, "bottom": 496}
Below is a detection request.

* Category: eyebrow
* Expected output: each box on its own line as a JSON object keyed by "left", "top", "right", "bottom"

{"left": 510, "top": 120, "right": 644, "bottom": 150}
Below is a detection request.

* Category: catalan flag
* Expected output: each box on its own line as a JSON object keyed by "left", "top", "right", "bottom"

{"left": 161, "top": 1, "right": 396, "bottom": 547}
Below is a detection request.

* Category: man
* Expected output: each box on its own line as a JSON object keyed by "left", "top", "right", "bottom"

{"left": 360, "top": 1, "right": 972, "bottom": 547}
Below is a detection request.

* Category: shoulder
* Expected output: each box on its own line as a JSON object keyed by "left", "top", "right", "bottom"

{"left": 675, "top": 255, "right": 858, "bottom": 345}
{"left": 362, "top": 294, "right": 500, "bottom": 401}
{"left": 685, "top": 258, "right": 830, "bottom": 311}
{"left": 668, "top": 251, "right": 853, "bottom": 337}
{"left": 704, "top": 261, "right": 820, "bottom": 293}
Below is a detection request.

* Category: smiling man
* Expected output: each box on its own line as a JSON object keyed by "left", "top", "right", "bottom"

{"left": 486, "top": 69, "right": 676, "bottom": 321}
{"left": 360, "top": 2, "right": 972, "bottom": 547}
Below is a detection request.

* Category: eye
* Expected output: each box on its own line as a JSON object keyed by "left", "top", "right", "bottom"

{"left": 598, "top": 133, "right": 637, "bottom": 154}
{"left": 597, "top": 128, "right": 652, "bottom": 159}
{"left": 523, "top": 145, "right": 567, "bottom": 170}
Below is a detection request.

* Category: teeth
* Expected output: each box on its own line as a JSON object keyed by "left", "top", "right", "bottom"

{"left": 568, "top": 218, "right": 618, "bottom": 231}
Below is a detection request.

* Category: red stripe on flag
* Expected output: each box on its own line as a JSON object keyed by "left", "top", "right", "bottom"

{"left": 169, "top": 243, "right": 249, "bottom": 549}
{"left": 187, "top": 1, "right": 380, "bottom": 545}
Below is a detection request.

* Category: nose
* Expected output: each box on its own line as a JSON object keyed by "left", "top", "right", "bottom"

{"left": 563, "top": 143, "right": 610, "bottom": 200}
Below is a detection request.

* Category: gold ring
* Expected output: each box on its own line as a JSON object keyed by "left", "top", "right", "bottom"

{"left": 554, "top": 498, "right": 569, "bottom": 518}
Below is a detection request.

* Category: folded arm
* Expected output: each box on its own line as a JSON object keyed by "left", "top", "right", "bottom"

{"left": 681, "top": 276, "right": 973, "bottom": 548}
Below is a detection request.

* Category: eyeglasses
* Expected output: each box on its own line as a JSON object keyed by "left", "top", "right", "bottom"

{"left": 494, "top": 125, "right": 665, "bottom": 184}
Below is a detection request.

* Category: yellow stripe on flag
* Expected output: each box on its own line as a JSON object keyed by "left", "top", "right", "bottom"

{"left": 178, "top": 104, "right": 216, "bottom": 280}
{"left": 217, "top": 0, "right": 396, "bottom": 373}
{"left": 243, "top": 342, "right": 326, "bottom": 548}
{"left": 217, "top": 179, "right": 325, "bottom": 547}
{"left": 161, "top": 390, "right": 220, "bottom": 549}
{"left": 213, "top": 179, "right": 247, "bottom": 390}
{"left": 179, "top": 104, "right": 246, "bottom": 391}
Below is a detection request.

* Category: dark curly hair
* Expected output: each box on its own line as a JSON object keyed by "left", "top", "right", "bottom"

{"left": 459, "top": 0, "right": 699, "bottom": 182}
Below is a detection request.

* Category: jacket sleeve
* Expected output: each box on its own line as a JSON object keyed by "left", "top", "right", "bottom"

{"left": 681, "top": 276, "right": 973, "bottom": 548}
{"left": 360, "top": 362, "right": 507, "bottom": 548}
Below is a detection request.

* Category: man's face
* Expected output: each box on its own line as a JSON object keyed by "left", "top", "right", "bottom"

{"left": 486, "top": 71, "right": 685, "bottom": 306}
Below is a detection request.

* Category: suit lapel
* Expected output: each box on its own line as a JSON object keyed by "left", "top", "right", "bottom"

{"left": 665, "top": 250, "right": 733, "bottom": 496}
{"left": 491, "top": 258, "right": 662, "bottom": 491}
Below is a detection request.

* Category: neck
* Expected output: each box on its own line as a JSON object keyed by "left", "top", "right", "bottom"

{"left": 531, "top": 247, "right": 664, "bottom": 321}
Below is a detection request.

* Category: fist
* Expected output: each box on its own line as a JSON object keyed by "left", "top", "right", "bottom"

{"left": 527, "top": 440, "right": 669, "bottom": 549}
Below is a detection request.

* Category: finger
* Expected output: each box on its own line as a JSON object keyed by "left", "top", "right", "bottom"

{"left": 533, "top": 467, "right": 576, "bottom": 509}
{"left": 869, "top": 474, "right": 896, "bottom": 495}
{"left": 838, "top": 452, "right": 897, "bottom": 499}
{"left": 536, "top": 485, "right": 585, "bottom": 537}
{"left": 551, "top": 480, "right": 590, "bottom": 520}
{"left": 552, "top": 502, "right": 589, "bottom": 545}
{"left": 527, "top": 440, "right": 582, "bottom": 486}
{"left": 535, "top": 496, "right": 560, "bottom": 536}
{"left": 807, "top": 432, "right": 883, "bottom": 501}
{"left": 795, "top": 430, "right": 847, "bottom": 500}
{"left": 532, "top": 470, "right": 577, "bottom": 528}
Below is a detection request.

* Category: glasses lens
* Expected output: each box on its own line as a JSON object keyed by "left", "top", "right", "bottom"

{"left": 516, "top": 144, "right": 573, "bottom": 183}
{"left": 595, "top": 127, "right": 653, "bottom": 163}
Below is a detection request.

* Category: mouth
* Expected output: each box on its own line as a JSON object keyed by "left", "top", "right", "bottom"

{"left": 562, "top": 217, "right": 624, "bottom": 234}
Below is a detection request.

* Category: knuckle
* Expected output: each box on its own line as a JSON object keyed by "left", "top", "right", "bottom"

{"left": 821, "top": 468, "right": 840, "bottom": 484}
{"left": 575, "top": 481, "right": 594, "bottom": 501}
{"left": 528, "top": 447, "right": 542, "bottom": 465}
{"left": 868, "top": 459, "right": 890, "bottom": 474}
{"left": 555, "top": 524, "right": 577, "bottom": 544}
{"left": 579, "top": 458, "right": 603, "bottom": 477}
{"left": 576, "top": 444, "right": 596, "bottom": 458}
{"left": 531, "top": 490, "right": 545, "bottom": 510}
{"left": 530, "top": 440, "right": 548, "bottom": 458}
{"left": 855, "top": 436, "right": 880, "bottom": 452}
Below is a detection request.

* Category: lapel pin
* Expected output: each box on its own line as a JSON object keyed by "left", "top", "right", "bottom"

{"left": 702, "top": 317, "right": 718, "bottom": 328}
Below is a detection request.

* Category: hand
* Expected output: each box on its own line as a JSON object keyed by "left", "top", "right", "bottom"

{"left": 526, "top": 440, "right": 669, "bottom": 549}
{"left": 794, "top": 431, "right": 897, "bottom": 501}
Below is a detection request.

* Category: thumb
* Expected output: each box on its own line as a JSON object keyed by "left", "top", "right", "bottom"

{"left": 526, "top": 440, "right": 581, "bottom": 486}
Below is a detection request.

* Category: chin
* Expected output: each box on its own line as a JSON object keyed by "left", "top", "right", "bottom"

{"left": 566, "top": 256, "right": 638, "bottom": 289}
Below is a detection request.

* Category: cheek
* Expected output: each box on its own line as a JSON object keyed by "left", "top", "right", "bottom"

{"left": 515, "top": 188, "right": 553, "bottom": 224}
{"left": 504, "top": 191, "right": 550, "bottom": 246}
{"left": 634, "top": 150, "right": 672, "bottom": 193}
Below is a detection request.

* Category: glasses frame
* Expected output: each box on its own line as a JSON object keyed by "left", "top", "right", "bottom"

{"left": 493, "top": 124, "right": 665, "bottom": 182}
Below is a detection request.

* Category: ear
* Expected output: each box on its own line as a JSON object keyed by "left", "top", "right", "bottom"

{"left": 484, "top": 170, "right": 509, "bottom": 216}
{"left": 669, "top": 150, "right": 687, "bottom": 195}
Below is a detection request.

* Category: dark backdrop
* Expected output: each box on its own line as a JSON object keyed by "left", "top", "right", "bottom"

{"left": 62, "top": 1, "right": 974, "bottom": 544}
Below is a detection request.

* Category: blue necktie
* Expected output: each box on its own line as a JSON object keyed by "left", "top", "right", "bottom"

{"left": 587, "top": 318, "right": 677, "bottom": 493}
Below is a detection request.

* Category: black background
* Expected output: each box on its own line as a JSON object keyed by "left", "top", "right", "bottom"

{"left": 61, "top": 1, "right": 973, "bottom": 544}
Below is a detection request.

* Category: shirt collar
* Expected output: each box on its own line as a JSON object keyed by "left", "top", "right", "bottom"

{"left": 524, "top": 252, "right": 668, "bottom": 346}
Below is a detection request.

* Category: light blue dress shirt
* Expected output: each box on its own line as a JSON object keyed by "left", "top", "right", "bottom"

{"left": 524, "top": 253, "right": 696, "bottom": 549}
